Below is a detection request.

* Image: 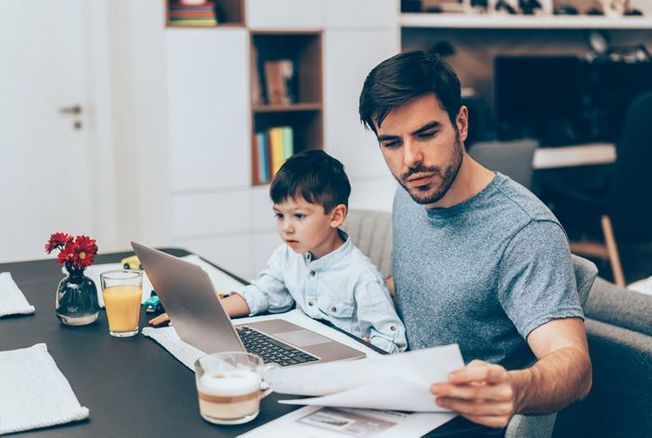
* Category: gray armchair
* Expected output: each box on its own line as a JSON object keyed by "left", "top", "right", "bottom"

{"left": 343, "top": 209, "right": 598, "bottom": 438}
{"left": 468, "top": 139, "right": 538, "bottom": 190}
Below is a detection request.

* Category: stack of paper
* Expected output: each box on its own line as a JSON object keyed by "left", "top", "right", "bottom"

{"left": 264, "top": 344, "right": 464, "bottom": 412}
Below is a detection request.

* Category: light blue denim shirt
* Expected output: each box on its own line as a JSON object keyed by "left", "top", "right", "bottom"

{"left": 237, "top": 231, "right": 407, "bottom": 353}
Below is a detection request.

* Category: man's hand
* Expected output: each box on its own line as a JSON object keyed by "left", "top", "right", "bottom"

{"left": 431, "top": 360, "right": 516, "bottom": 429}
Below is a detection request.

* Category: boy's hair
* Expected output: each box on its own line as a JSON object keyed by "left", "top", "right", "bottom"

{"left": 270, "top": 149, "right": 351, "bottom": 213}
{"left": 359, "top": 50, "right": 462, "bottom": 134}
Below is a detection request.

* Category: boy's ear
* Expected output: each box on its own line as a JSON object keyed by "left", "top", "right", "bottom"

{"left": 329, "top": 204, "right": 347, "bottom": 228}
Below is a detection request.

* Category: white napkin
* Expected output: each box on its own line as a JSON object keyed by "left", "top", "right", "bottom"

{"left": 0, "top": 343, "right": 90, "bottom": 434}
{"left": 0, "top": 272, "right": 36, "bottom": 317}
{"left": 141, "top": 309, "right": 380, "bottom": 371}
{"left": 86, "top": 255, "right": 247, "bottom": 308}
{"left": 141, "top": 326, "right": 206, "bottom": 370}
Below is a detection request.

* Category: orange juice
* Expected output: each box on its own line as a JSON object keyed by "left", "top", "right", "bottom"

{"left": 103, "top": 285, "right": 141, "bottom": 336}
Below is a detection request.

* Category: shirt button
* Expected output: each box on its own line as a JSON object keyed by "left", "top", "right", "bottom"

{"left": 390, "top": 325, "right": 396, "bottom": 331}
{"left": 331, "top": 306, "right": 337, "bottom": 312}
{"left": 308, "top": 300, "right": 315, "bottom": 307}
{"left": 310, "top": 270, "right": 316, "bottom": 276}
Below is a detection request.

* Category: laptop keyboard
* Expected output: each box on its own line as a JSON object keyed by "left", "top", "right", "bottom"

{"left": 237, "top": 326, "right": 319, "bottom": 366}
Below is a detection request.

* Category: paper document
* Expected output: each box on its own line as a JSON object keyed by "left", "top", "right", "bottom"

{"left": 86, "top": 254, "right": 247, "bottom": 307}
{"left": 239, "top": 406, "right": 455, "bottom": 438}
{"left": 264, "top": 344, "right": 464, "bottom": 412}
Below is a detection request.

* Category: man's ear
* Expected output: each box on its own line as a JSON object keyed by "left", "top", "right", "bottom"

{"left": 456, "top": 106, "right": 469, "bottom": 143}
{"left": 329, "top": 204, "right": 347, "bottom": 228}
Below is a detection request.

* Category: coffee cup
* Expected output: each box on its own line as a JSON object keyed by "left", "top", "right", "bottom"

{"left": 194, "top": 351, "right": 271, "bottom": 425}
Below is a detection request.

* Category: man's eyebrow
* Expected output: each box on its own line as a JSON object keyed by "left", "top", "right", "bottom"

{"left": 377, "top": 134, "right": 401, "bottom": 142}
{"left": 376, "top": 121, "right": 442, "bottom": 142}
{"left": 411, "top": 121, "right": 441, "bottom": 136}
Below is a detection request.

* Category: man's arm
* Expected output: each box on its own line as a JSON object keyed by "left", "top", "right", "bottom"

{"left": 431, "top": 317, "right": 591, "bottom": 428}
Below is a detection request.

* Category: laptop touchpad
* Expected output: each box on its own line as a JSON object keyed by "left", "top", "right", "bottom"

{"left": 275, "top": 330, "right": 331, "bottom": 347}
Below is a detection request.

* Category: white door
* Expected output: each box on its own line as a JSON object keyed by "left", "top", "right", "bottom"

{"left": 0, "top": 0, "right": 94, "bottom": 262}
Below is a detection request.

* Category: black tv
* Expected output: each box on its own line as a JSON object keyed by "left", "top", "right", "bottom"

{"left": 494, "top": 56, "right": 652, "bottom": 146}
{"left": 494, "top": 55, "right": 585, "bottom": 146}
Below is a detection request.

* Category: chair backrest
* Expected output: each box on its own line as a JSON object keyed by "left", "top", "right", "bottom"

{"left": 607, "top": 91, "right": 652, "bottom": 242}
{"left": 468, "top": 139, "right": 538, "bottom": 190}
{"left": 344, "top": 209, "right": 598, "bottom": 438}
{"left": 341, "top": 209, "right": 393, "bottom": 278}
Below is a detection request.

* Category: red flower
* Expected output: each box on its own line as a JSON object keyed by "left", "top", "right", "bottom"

{"left": 71, "top": 235, "right": 98, "bottom": 268}
{"left": 45, "top": 232, "right": 72, "bottom": 254}
{"left": 56, "top": 240, "right": 74, "bottom": 266}
{"left": 46, "top": 233, "right": 98, "bottom": 270}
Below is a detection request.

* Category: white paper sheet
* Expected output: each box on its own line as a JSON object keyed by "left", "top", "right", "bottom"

{"left": 86, "top": 254, "right": 247, "bottom": 307}
{"left": 629, "top": 276, "right": 652, "bottom": 295}
{"left": 239, "top": 405, "right": 455, "bottom": 438}
{"left": 265, "top": 344, "right": 464, "bottom": 412}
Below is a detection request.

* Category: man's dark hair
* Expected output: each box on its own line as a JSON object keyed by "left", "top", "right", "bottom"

{"left": 270, "top": 149, "right": 351, "bottom": 213}
{"left": 359, "top": 51, "right": 462, "bottom": 133}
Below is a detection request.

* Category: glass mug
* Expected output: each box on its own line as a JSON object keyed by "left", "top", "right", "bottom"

{"left": 194, "top": 352, "right": 272, "bottom": 425}
{"left": 100, "top": 270, "right": 143, "bottom": 337}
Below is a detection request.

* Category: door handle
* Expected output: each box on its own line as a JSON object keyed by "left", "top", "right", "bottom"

{"left": 59, "top": 105, "right": 82, "bottom": 115}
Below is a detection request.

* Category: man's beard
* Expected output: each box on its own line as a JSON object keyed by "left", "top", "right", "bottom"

{"left": 395, "top": 135, "right": 464, "bottom": 205}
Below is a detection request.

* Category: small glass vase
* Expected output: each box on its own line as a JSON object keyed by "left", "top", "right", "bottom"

{"left": 55, "top": 267, "right": 100, "bottom": 326}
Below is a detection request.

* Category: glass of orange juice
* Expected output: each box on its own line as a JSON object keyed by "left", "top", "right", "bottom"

{"left": 100, "top": 270, "right": 143, "bottom": 337}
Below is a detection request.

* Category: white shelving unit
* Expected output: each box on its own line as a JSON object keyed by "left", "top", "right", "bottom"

{"left": 164, "top": 0, "right": 400, "bottom": 280}
{"left": 401, "top": 13, "right": 652, "bottom": 30}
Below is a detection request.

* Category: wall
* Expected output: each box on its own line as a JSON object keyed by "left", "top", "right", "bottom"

{"left": 109, "top": 0, "right": 170, "bottom": 251}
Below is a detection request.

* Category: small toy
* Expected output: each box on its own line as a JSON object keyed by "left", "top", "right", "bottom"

{"left": 121, "top": 255, "right": 142, "bottom": 270}
{"left": 143, "top": 291, "right": 164, "bottom": 313}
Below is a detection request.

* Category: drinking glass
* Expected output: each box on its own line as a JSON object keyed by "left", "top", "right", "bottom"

{"left": 100, "top": 270, "right": 143, "bottom": 337}
{"left": 194, "top": 351, "right": 270, "bottom": 425}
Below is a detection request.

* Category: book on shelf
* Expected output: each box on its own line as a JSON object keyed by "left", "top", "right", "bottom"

{"left": 251, "top": 46, "right": 264, "bottom": 106}
{"left": 264, "top": 60, "right": 295, "bottom": 105}
{"left": 168, "top": 1, "right": 218, "bottom": 27}
{"left": 269, "top": 127, "right": 285, "bottom": 176}
{"left": 253, "top": 126, "right": 294, "bottom": 184}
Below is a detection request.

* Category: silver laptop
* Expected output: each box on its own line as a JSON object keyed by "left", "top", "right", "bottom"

{"left": 132, "top": 242, "right": 365, "bottom": 367}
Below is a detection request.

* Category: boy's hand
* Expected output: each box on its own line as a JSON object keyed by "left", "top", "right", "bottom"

{"left": 385, "top": 276, "right": 395, "bottom": 297}
{"left": 148, "top": 312, "right": 171, "bottom": 327}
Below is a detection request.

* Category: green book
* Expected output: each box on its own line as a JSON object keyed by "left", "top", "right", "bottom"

{"left": 281, "top": 126, "right": 294, "bottom": 160}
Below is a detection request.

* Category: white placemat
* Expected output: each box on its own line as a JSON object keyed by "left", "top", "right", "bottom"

{"left": 86, "top": 254, "right": 248, "bottom": 308}
{"left": 0, "top": 343, "right": 89, "bottom": 434}
{"left": 0, "top": 272, "right": 35, "bottom": 317}
{"left": 142, "top": 309, "right": 381, "bottom": 370}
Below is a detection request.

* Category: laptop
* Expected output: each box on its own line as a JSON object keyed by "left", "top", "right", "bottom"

{"left": 132, "top": 242, "right": 365, "bottom": 367}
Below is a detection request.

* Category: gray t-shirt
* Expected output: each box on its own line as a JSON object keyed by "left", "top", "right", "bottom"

{"left": 393, "top": 173, "right": 583, "bottom": 369}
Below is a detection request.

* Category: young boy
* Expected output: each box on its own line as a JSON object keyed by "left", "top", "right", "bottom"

{"left": 151, "top": 150, "right": 406, "bottom": 353}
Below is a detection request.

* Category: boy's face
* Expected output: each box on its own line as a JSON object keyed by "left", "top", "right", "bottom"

{"left": 375, "top": 93, "right": 468, "bottom": 206}
{"left": 273, "top": 197, "right": 344, "bottom": 259}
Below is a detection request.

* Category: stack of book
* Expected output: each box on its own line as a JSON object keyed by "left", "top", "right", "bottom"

{"left": 168, "top": 1, "right": 218, "bottom": 27}
{"left": 252, "top": 58, "right": 296, "bottom": 106}
{"left": 253, "top": 127, "right": 294, "bottom": 184}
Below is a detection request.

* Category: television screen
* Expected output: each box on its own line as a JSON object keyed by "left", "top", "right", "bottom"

{"left": 494, "top": 56, "right": 652, "bottom": 145}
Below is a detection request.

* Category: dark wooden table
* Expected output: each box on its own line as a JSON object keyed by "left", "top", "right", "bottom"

{"left": 0, "top": 249, "right": 487, "bottom": 437}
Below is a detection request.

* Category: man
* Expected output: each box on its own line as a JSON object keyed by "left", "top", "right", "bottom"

{"left": 358, "top": 51, "right": 592, "bottom": 432}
